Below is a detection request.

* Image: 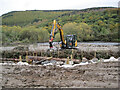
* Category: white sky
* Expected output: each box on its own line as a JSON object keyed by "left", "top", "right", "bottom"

{"left": 0, "top": 0, "right": 119, "bottom": 16}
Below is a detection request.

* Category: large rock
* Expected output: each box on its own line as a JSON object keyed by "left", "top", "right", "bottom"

{"left": 82, "top": 57, "right": 88, "bottom": 63}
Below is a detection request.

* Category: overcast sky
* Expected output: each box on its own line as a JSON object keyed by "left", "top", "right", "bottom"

{"left": 0, "top": 0, "right": 119, "bottom": 16}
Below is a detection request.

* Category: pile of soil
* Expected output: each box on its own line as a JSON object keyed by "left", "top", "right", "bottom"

{"left": 2, "top": 61, "right": 119, "bottom": 88}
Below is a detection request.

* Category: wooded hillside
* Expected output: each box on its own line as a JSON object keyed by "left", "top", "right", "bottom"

{"left": 1, "top": 7, "right": 119, "bottom": 45}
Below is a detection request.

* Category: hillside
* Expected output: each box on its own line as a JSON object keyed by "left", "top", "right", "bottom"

{"left": 2, "top": 10, "right": 72, "bottom": 26}
{"left": 1, "top": 7, "right": 119, "bottom": 45}
{"left": 1, "top": 7, "right": 117, "bottom": 26}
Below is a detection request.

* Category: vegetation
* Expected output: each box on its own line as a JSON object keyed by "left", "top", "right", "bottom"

{"left": 1, "top": 7, "right": 119, "bottom": 45}
{"left": 63, "top": 22, "right": 94, "bottom": 41}
{"left": 2, "top": 25, "right": 49, "bottom": 44}
{"left": 2, "top": 10, "right": 71, "bottom": 26}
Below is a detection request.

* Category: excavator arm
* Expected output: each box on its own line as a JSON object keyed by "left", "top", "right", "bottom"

{"left": 57, "top": 23, "right": 66, "bottom": 46}
{"left": 49, "top": 20, "right": 66, "bottom": 48}
{"left": 49, "top": 20, "right": 57, "bottom": 48}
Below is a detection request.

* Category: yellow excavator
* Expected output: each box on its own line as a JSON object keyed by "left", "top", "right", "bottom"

{"left": 49, "top": 20, "right": 77, "bottom": 49}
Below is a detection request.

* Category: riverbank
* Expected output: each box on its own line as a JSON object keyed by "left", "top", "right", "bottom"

{"left": 1, "top": 42, "right": 120, "bottom": 88}
{"left": 2, "top": 60, "right": 119, "bottom": 88}
{"left": 1, "top": 42, "right": 120, "bottom": 59}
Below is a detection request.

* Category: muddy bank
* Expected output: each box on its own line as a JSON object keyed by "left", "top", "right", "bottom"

{"left": 1, "top": 42, "right": 120, "bottom": 62}
{"left": 2, "top": 61, "right": 119, "bottom": 88}
{"left": 1, "top": 49, "right": 120, "bottom": 60}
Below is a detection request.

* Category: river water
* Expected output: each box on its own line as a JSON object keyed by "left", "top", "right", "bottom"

{"left": 37, "top": 42, "right": 120, "bottom": 45}
{"left": 78, "top": 42, "right": 120, "bottom": 46}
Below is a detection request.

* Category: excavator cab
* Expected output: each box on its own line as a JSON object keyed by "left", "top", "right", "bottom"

{"left": 66, "top": 35, "right": 77, "bottom": 49}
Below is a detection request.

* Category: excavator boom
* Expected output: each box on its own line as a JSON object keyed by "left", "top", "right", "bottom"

{"left": 57, "top": 23, "right": 66, "bottom": 46}
{"left": 49, "top": 20, "right": 65, "bottom": 48}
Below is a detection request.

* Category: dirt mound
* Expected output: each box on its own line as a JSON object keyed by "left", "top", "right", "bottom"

{"left": 2, "top": 60, "right": 119, "bottom": 88}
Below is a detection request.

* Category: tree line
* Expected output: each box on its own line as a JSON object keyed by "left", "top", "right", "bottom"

{"left": 2, "top": 26, "right": 49, "bottom": 45}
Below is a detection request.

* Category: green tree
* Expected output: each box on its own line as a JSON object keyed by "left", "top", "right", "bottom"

{"left": 63, "top": 22, "right": 93, "bottom": 41}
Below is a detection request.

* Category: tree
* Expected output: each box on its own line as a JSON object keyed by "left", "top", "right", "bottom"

{"left": 19, "top": 26, "right": 49, "bottom": 43}
{"left": 63, "top": 22, "right": 93, "bottom": 41}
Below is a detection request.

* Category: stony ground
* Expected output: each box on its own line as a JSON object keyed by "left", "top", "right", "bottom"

{"left": 2, "top": 61, "right": 120, "bottom": 88}
{"left": 29, "top": 43, "right": 120, "bottom": 52}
